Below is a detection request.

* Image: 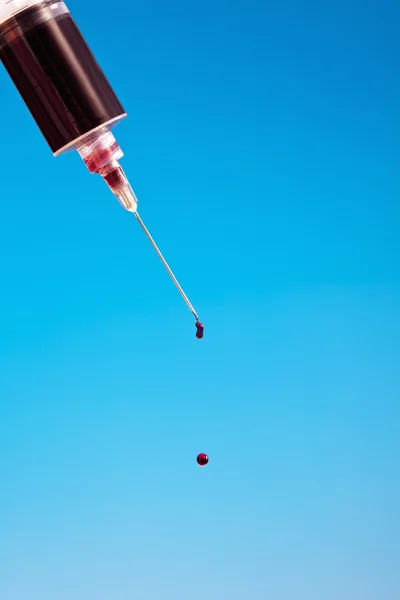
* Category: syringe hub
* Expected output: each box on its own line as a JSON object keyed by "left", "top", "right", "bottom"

{"left": 98, "top": 162, "right": 138, "bottom": 213}
{"left": 76, "top": 128, "right": 137, "bottom": 212}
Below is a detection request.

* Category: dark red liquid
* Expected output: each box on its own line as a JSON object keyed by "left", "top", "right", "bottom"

{"left": 197, "top": 453, "right": 209, "bottom": 467}
{"left": 196, "top": 321, "right": 204, "bottom": 339}
{"left": 0, "top": 3, "right": 125, "bottom": 154}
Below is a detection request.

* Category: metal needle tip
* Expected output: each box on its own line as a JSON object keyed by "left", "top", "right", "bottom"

{"left": 133, "top": 211, "right": 199, "bottom": 322}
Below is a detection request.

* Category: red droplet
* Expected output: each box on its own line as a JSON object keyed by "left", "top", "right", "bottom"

{"left": 196, "top": 321, "right": 204, "bottom": 339}
{"left": 197, "top": 453, "right": 209, "bottom": 467}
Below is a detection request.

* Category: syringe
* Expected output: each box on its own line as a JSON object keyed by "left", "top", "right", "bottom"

{"left": 0, "top": 0, "right": 203, "bottom": 338}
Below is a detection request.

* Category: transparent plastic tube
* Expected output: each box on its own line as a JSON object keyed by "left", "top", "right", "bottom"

{"left": 0, "top": 0, "right": 134, "bottom": 207}
{"left": 0, "top": 1, "right": 126, "bottom": 155}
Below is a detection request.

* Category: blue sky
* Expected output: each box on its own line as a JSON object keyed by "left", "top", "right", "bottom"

{"left": 0, "top": 1, "right": 400, "bottom": 598}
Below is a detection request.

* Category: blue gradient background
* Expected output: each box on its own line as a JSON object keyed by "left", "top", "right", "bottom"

{"left": 1, "top": 1, "right": 400, "bottom": 598}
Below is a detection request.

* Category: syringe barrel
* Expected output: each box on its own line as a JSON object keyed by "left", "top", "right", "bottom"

{"left": 0, "top": 0, "right": 127, "bottom": 155}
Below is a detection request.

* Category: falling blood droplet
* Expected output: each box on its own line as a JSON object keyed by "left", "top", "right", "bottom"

{"left": 197, "top": 453, "right": 209, "bottom": 467}
{"left": 196, "top": 321, "right": 204, "bottom": 339}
